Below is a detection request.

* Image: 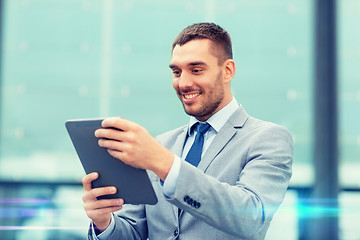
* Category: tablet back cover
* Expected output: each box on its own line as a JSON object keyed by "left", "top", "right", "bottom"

{"left": 66, "top": 119, "right": 158, "bottom": 205}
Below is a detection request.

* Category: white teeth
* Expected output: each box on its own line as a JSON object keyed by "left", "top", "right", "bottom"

{"left": 184, "top": 93, "right": 199, "bottom": 99}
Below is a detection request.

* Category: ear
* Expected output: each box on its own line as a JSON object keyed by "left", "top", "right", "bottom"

{"left": 222, "top": 59, "right": 236, "bottom": 84}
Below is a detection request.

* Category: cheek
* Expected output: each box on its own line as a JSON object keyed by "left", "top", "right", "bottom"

{"left": 172, "top": 79, "right": 179, "bottom": 91}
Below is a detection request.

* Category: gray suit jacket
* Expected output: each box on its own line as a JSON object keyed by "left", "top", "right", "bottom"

{"left": 88, "top": 105, "right": 293, "bottom": 240}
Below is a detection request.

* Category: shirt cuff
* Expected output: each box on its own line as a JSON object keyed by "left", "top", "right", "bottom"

{"left": 91, "top": 213, "right": 115, "bottom": 240}
{"left": 162, "top": 155, "right": 181, "bottom": 197}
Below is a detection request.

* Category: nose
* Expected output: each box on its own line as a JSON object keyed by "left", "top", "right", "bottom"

{"left": 177, "top": 72, "right": 194, "bottom": 90}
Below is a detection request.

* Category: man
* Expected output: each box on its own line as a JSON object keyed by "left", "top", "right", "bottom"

{"left": 82, "top": 22, "right": 293, "bottom": 239}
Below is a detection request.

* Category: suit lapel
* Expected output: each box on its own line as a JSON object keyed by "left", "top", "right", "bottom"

{"left": 198, "top": 106, "right": 249, "bottom": 172}
{"left": 197, "top": 121, "right": 236, "bottom": 172}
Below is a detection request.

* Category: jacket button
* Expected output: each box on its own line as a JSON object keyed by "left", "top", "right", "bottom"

{"left": 193, "top": 200, "right": 201, "bottom": 208}
{"left": 174, "top": 229, "right": 179, "bottom": 236}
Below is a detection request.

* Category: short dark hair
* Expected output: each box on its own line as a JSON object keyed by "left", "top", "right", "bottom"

{"left": 172, "top": 22, "right": 233, "bottom": 63}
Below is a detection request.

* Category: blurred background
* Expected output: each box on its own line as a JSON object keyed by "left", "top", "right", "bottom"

{"left": 0, "top": 0, "right": 359, "bottom": 239}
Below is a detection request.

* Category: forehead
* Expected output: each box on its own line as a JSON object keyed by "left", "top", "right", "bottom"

{"left": 170, "top": 39, "right": 218, "bottom": 67}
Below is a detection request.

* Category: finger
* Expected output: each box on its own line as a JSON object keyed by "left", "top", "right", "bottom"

{"left": 86, "top": 205, "right": 123, "bottom": 220}
{"left": 107, "top": 149, "right": 127, "bottom": 162}
{"left": 82, "top": 172, "right": 98, "bottom": 192}
{"left": 84, "top": 198, "right": 124, "bottom": 211}
{"left": 82, "top": 186, "right": 117, "bottom": 202}
{"left": 95, "top": 128, "right": 126, "bottom": 142}
{"left": 101, "top": 118, "right": 137, "bottom": 132}
{"left": 98, "top": 138, "right": 129, "bottom": 152}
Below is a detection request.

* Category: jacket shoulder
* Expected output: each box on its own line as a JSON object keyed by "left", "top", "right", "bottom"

{"left": 155, "top": 125, "right": 187, "bottom": 147}
{"left": 246, "top": 116, "right": 292, "bottom": 136}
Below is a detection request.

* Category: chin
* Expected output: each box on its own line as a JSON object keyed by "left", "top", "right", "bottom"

{"left": 183, "top": 107, "right": 199, "bottom": 117}
{"left": 184, "top": 110, "right": 205, "bottom": 120}
{"left": 182, "top": 103, "right": 210, "bottom": 119}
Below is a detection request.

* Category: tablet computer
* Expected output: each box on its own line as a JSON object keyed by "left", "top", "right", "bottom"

{"left": 65, "top": 119, "right": 158, "bottom": 205}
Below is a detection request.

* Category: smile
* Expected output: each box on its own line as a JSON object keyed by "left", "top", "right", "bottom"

{"left": 183, "top": 93, "right": 200, "bottom": 99}
{"left": 182, "top": 93, "right": 200, "bottom": 103}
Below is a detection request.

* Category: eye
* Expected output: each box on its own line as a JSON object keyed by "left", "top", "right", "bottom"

{"left": 192, "top": 68, "right": 203, "bottom": 74}
{"left": 172, "top": 69, "right": 181, "bottom": 77}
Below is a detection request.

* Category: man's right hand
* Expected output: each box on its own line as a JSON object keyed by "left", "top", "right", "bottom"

{"left": 82, "top": 172, "right": 124, "bottom": 232}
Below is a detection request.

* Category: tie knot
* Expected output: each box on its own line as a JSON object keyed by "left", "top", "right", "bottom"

{"left": 196, "top": 122, "right": 211, "bottom": 135}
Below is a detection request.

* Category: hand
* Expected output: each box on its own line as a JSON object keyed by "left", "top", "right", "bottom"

{"left": 82, "top": 172, "right": 124, "bottom": 232}
{"left": 94, "top": 117, "right": 174, "bottom": 181}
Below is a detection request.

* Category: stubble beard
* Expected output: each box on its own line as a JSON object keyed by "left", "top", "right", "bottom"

{"left": 183, "top": 94, "right": 223, "bottom": 121}
{"left": 180, "top": 73, "right": 225, "bottom": 121}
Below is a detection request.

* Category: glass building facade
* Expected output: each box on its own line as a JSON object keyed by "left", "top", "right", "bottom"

{"left": 0, "top": 0, "right": 359, "bottom": 239}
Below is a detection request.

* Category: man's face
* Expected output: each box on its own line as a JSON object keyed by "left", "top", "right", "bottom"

{"left": 170, "top": 39, "right": 229, "bottom": 122}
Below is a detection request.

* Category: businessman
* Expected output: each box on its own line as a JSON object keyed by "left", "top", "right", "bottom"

{"left": 82, "top": 22, "right": 293, "bottom": 239}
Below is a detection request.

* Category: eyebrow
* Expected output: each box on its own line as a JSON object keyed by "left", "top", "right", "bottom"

{"left": 169, "top": 61, "right": 207, "bottom": 69}
{"left": 189, "top": 61, "right": 207, "bottom": 66}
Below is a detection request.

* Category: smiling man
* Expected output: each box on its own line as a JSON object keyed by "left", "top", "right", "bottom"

{"left": 170, "top": 37, "right": 233, "bottom": 122}
{"left": 82, "top": 22, "right": 293, "bottom": 240}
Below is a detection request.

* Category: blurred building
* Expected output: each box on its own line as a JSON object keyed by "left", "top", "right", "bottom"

{"left": 0, "top": 0, "right": 359, "bottom": 239}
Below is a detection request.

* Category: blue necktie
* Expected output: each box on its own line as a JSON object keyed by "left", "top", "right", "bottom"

{"left": 185, "top": 123, "right": 211, "bottom": 167}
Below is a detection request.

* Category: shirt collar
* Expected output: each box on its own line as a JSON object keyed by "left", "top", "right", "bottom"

{"left": 187, "top": 97, "right": 239, "bottom": 135}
